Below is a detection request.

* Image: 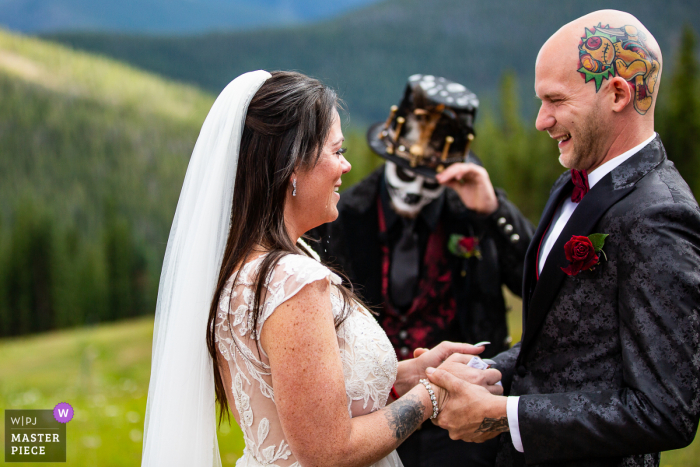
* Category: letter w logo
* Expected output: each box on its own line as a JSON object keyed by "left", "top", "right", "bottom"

{"left": 58, "top": 409, "right": 69, "bottom": 417}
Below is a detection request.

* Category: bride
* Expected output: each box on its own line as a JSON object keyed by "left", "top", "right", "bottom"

{"left": 141, "top": 70, "right": 502, "bottom": 467}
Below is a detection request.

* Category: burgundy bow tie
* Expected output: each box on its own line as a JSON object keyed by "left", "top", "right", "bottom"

{"left": 571, "top": 169, "right": 589, "bottom": 203}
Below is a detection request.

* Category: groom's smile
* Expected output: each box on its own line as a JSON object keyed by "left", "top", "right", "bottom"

{"left": 534, "top": 38, "right": 611, "bottom": 172}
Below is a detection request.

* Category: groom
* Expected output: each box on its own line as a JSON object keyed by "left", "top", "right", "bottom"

{"left": 428, "top": 9, "right": 700, "bottom": 467}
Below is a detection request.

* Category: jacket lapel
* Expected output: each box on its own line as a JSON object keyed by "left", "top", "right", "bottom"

{"left": 521, "top": 176, "right": 570, "bottom": 326}
{"left": 518, "top": 136, "right": 666, "bottom": 361}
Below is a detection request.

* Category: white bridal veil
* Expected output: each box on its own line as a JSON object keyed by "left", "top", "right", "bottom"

{"left": 142, "top": 70, "right": 271, "bottom": 466}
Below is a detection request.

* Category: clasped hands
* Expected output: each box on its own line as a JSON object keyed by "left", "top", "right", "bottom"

{"left": 397, "top": 342, "right": 509, "bottom": 443}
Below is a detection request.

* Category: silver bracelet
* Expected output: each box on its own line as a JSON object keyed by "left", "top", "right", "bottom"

{"left": 419, "top": 378, "right": 439, "bottom": 419}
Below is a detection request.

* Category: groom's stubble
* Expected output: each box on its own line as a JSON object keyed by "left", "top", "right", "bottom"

{"left": 558, "top": 97, "right": 608, "bottom": 171}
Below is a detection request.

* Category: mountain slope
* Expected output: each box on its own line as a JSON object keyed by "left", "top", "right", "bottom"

{"left": 46, "top": 0, "right": 700, "bottom": 125}
{"left": 0, "top": 0, "right": 381, "bottom": 34}
{"left": 0, "top": 29, "right": 217, "bottom": 333}
{"left": 0, "top": 28, "right": 382, "bottom": 337}
{"left": 0, "top": 28, "right": 213, "bottom": 234}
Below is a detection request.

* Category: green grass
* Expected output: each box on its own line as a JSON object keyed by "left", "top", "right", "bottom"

{"left": 1, "top": 310, "right": 697, "bottom": 466}
{"left": 0, "top": 317, "right": 244, "bottom": 466}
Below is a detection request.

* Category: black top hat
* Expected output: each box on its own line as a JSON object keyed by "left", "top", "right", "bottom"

{"left": 367, "top": 74, "right": 479, "bottom": 178}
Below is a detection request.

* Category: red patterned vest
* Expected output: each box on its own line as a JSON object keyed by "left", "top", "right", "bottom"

{"left": 377, "top": 199, "right": 461, "bottom": 360}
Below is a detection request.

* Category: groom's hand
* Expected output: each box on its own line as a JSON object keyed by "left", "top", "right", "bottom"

{"left": 427, "top": 367, "right": 508, "bottom": 443}
{"left": 438, "top": 353, "right": 503, "bottom": 395}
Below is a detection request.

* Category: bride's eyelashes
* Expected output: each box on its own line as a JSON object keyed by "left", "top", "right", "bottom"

{"left": 336, "top": 147, "right": 347, "bottom": 157}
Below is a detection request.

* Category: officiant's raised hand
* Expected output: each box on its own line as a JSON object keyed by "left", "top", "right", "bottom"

{"left": 426, "top": 366, "right": 509, "bottom": 443}
{"left": 435, "top": 162, "right": 498, "bottom": 215}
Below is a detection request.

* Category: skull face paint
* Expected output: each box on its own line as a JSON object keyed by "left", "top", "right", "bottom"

{"left": 385, "top": 161, "right": 444, "bottom": 217}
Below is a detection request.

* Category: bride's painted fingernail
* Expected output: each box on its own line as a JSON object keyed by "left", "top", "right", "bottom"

{"left": 426, "top": 367, "right": 436, "bottom": 375}
{"left": 473, "top": 341, "right": 491, "bottom": 347}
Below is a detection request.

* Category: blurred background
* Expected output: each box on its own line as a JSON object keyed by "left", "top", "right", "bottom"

{"left": 0, "top": 0, "right": 699, "bottom": 465}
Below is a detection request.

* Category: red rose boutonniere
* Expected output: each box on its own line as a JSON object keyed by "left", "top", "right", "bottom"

{"left": 561, "top": 233, "right": 608, "bottom": 276}
{"left": 448, "top": 234, "right": 482, "bottom": 259}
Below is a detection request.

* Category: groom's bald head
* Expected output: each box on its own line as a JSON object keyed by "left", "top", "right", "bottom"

{"left": 535, "top": 10, "right": 662, "bottom": 171}
{"left": 538, "top": 10, "right": 662, "bottom": 113}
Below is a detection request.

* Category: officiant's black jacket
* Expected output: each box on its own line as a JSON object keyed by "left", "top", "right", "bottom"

{"left": 307, "top": 165, "right": 534, "bottom": 357}
{"left": 492, "top": 136, "right": 700, "bottom": 467}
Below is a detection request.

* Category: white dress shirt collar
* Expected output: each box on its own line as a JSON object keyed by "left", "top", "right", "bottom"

{"left": 587, "top": 132, "right": 657, "bottom": 188}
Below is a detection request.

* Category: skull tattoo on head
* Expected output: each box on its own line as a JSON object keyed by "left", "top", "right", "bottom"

{"left": 385, "top": 161, "right": 444, "bottom": 218}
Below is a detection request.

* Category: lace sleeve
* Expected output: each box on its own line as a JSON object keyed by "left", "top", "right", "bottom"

{"left": 256, "top": 254, "right": 342, "bottom": 346}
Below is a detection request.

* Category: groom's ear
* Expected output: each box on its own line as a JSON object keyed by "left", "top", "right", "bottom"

{"left": 608, "top": 77, "right": 633, "bottom": 113}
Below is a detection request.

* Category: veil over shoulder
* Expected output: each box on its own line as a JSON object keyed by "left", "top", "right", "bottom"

{"left": 141, "top": 70, "right": 271, "bottom": 467}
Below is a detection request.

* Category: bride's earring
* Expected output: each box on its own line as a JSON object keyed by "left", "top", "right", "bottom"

{"left": 292, "top": 179, "right": 297, "bottom": 197}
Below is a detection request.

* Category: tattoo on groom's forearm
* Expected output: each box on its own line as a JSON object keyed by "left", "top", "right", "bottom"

{"left": 475, "top": 417, "right": 510, "bottom": 433}
{"left": 385, "top": 394, "right": 425, "bottom": 443}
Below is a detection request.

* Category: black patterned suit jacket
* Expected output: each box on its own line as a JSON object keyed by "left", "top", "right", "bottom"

{"left": 491, "top": 136, "right": 700, "bottom": 467}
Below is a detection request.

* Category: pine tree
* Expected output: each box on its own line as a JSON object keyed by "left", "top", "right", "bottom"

{"left": 658, "top": 26, "right": 700, "bottom": 196}
{"left": 103, "top": 208, "right": 148, "bottom": 321}
{"left": 0, "top": 219, "right": 8, "bottom": 335}
{"left": 4, "top": 200, "right": 55, "bottom": 335}
{"left": 474, "top": 72, "right": 561, "bottom": 223}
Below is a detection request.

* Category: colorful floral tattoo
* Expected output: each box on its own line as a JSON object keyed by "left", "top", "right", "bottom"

{"left": 578, "top": 23, "right": 660, "bottom": 114}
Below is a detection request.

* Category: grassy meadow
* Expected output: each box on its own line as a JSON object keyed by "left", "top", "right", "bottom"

{"left": 1, "top": 297, "right": 698, "bottom": 466}
{"left": 0, "top": 317, "right": 245, "bottom": 466}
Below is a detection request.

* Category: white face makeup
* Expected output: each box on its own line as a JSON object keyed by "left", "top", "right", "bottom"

{"left": 384, "top": 161, "right": 444, "bottom": 217}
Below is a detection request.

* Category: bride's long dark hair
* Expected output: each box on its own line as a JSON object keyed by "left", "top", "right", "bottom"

{"left": 206, "top": 71, "right": 356, "bottom": 426}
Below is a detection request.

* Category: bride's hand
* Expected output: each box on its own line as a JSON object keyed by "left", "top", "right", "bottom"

{"left": 394, "top": 341, "right": 484, "bottom": 396}
{"left": 436, "top": 353, "right": 503, "bottom": 395}
{"left": 414, "top": 341, "right": 486, "bottom": 376}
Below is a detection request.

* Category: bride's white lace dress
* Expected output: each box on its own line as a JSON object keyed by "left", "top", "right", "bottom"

{"left": 214, "top": 253, "right": 403, "bottom": 467}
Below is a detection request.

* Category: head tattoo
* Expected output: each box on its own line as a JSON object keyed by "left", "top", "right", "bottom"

{"left": 577, "top": 23, "right": 661, "bottom": 114}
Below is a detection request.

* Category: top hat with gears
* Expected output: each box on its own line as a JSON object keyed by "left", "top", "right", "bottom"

{"left": 367, "top": 74, "right": 479, "bottom": 178}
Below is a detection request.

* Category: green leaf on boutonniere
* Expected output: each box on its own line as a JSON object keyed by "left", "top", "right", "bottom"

{"left": 587, "top": 233, "right": 609, "bottom": 253}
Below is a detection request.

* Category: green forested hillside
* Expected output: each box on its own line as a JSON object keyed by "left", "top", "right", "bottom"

{"left": 46, "top": 0, "right": 700, "bottom": 125}
{"left": 2, "top": 20, "right": 699, "bottom": 339}
{"left": 0, "top": 29, "right": 391, "bottom": 337}
{"left": 0, "top": 30, "right": 215, "bottom": 335}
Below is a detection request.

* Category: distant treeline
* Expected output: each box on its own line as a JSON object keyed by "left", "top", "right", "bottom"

{"left": 1, "top": 28, "right": 698, "bottom": 337}
{"left": 0, "top": 199, "right": 148, "bottom": 334}
{"left": 0, "top": 68, "right": 198, "bottom": 337}
{"left": 45, "top": 0, "right": 700, "bottom": 126}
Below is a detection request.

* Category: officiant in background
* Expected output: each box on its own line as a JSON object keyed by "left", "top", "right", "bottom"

{"left": 309, "top": 74, "right": 534, "bottom": 467}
